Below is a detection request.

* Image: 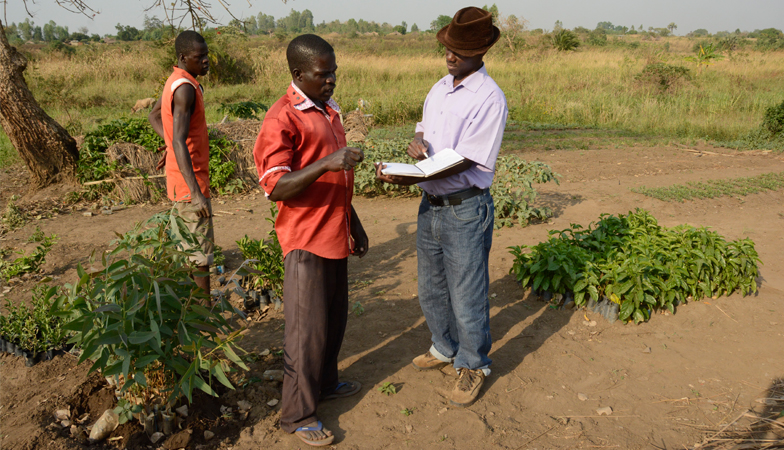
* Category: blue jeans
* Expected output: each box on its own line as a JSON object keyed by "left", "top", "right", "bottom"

{"left": 417, "top": 189, "right": 494, "bottom": 371}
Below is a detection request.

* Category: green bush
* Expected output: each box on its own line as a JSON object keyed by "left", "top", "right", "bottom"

{"left": 236, "top": 205, "right": 284, "bottom": 297}
{"left": 587, "top": 29, "right": 608, "bottom": 46}
{"left": 218, "top": 101, "right": 268, "bottom": 120}
{"left": 58, "top": 209, "right": 249, "bottom": 403}
{"left": 635, "top": 63, "right": 691, "bottom": 92}
{"left": 754, "top": 28, "right": 784, "bottom": 51}
{"left": 762, "top": 100, "right": 784, "bottom": 135}
{"left": 0, "top": 234, "right": 57, "bottom": 281}
{"left": 509, "top": 209, "right": 760, "bottom": 324}
{"left": 79, "top": 118, "right": 164, "bottom": 183}
{"left": 550, "top": 29, "right": 580, "bottom": 51}
{"left": 0, "top": 285, "right": 71, "bottom": 353}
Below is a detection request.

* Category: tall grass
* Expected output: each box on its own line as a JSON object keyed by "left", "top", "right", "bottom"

{"left": 3, "top": 34, "right": 784, "bottom": 170}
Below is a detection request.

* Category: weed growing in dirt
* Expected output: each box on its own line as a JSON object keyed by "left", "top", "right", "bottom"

{"left": 236, "top": 205, "right": 284, "bottom": 297}
{"left": 0, "top": 285, "right": 71, "bottom": 353}
{"left": 27, "top": 227, "right": 45, "bottom": 243}
{"left": 378, "top": 382, "right": 397, "bottom": 396}
{"left": 509, "top": 209, "right": 760, "bottom": 323}
{"left": 0, "top": 234, "right": 57, "bottom": 281}
{"left": 352, "top": 302, "right": 365, "bottom": 317}
{"left": 1, "top": 196, "right": 26, "bottom": 232}
{"left": 632, "top": 172, "right": 784, "bottom": 202}
{"left": 356, "top": 138, "right": 559, "bottom": 227}
{"left": 58, "top": 209, "right": 248, "bottom": 405}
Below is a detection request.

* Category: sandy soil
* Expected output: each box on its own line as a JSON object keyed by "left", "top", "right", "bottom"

{"left": 1, "top": 143, "right": 783, "bottom": 450}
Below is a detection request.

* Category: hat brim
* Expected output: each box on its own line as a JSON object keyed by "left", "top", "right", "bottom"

{"left": 436, "top": 24, "right": 501, "bottom": 57}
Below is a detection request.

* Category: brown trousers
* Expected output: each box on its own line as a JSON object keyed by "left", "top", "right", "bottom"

{"left": 280, "top": 250, "right": 348, "bottom": 433}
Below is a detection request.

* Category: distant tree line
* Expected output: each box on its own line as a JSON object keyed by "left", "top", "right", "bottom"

{"left": 3, "top": 18, "right": 101, "bottom": 44}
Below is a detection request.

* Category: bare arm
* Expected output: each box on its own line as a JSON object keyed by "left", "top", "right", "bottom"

{"left": 171, "top": 85, "right": 209, "bottom": 217}
{"left": 269, "top": 147, "right": 364, "bottom": 201}
{"left": 148, "top": 97, "right": 164, "bottom": 140}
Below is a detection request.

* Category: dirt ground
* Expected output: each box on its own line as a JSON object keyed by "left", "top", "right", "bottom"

{"left": 1, "top": 142, "right": 784, "bottom": 450}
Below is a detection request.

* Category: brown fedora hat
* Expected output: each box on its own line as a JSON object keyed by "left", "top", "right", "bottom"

{"left": 436, "top": 7, "right": 501, "bottom": 56}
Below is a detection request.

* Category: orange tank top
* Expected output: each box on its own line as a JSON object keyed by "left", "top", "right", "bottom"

{"left": 161, "top": 67, "right": 210, "bottom": 202}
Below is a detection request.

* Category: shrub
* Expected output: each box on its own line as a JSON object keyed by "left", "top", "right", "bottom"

{"left": 587, "top": 29, "right": 607, "bottom": 46}
{"left": 509, "top": 209, "right": 760, "bottom": 324}
{"left": 762, "top": 100, "right": 784, "bottom": 135}
{"left": 218, "top": 101, "right": 268, "bottom": 120}
{"left": 635, "top": 63, "right": 691, "bottom": 92}
{"left": 755, "top": 28, "right": 784, "bottom": 51}
{"left": 0, "top": 234, "right": 57, "bottom": 281}
{"left": 550, "top": 29, "right": 580, "bottom": 51}
{"left": 236, "top": 205, "right": 284, "bottom": 297}
{"left": 0, "top": 285, "right": 71, "bottom": 354}
{"left": 59, "top": 209, "right": 249, "bottom": 404}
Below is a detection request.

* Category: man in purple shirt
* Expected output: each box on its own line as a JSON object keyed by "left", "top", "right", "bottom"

{"left": 376, "top": 6, "right": 508, "bottom": 407}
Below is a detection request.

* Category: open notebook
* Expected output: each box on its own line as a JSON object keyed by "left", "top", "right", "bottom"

{"left": 380, "top": 148, "right": 465, "bottom": 178}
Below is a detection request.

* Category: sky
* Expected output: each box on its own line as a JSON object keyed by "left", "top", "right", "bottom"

{"left": 3, "top": 0, "right": 783, "bottom": 36}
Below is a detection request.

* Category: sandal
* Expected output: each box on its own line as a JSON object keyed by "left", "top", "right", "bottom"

{"left": 295, "top": 421, "right": 334, "bottom": 447}
{"left": 320, "top": 380, "right": 362, "bottom": 401}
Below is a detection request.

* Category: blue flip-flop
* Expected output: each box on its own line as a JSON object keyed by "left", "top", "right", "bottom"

{"left": 320, "top": 380, "right": 362, "bottom": 401}
{"left": 295, "top": 421, "right": 334, "bottom": 447}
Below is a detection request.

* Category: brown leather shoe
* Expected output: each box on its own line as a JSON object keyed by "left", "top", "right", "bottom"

{"left": 412, "top": 351, "right": 449, "bottom": 371}
{"left": 450, "top": 368, "right": 485, "bottom": 407}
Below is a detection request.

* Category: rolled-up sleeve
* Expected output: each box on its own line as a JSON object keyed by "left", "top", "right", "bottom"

{"left": 454, "top": 94, "right": 508, "bottom": 170}
{"left": 254, "top": 117, "right": 295, "bottom": 197}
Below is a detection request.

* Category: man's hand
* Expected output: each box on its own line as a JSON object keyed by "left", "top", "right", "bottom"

{"left": 156, "top": 145, "right": 166, "bottom": 171}
{"left": 374, "top": 162, "right": 420, "bottom": 186}
{"left": 408, "top": 136, "right": 429, "bottom": 161}
{"left": 350, "top": 206, "right": 368, "bottom": 258}
{"left": 191, "top": 192, "right": 211, "bottom": 218}
{"left": 322, "top": 147, "right": 364, "bottom": 172}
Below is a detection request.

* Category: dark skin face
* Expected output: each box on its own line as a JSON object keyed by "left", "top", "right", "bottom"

{"left": 178, "top": 41, "right": 210, "bottom": 78}
{"left": 445, "top": 47, "right": 484, "bottom": 87}
{"left": 291, "top": 52, "right": 337, "bottom": 109}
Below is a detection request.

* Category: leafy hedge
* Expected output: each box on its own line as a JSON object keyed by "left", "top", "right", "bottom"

{"left": 509, "top": 209, "right": 760, "bottom": 323}
{"left": 354, "top": 137, "right": 559, "bottom": 228}
{"left": 78, "top": 118, "right": 240, "bottom": 193}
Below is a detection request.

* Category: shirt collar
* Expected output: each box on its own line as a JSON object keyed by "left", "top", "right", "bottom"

{"left": 445, "top": 64, "right": 488, "bottom": 93}
{"left": 288, "top": 82, "right": 341, "bottom": 113}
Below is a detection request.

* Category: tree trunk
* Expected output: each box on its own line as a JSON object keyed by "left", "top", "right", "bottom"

{"left": 0, "top": 20, "right": 78, "bottom": 188}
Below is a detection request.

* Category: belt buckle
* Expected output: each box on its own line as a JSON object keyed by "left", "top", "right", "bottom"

{"left": 427, "top": 194, "right": 444, "bottom": 206}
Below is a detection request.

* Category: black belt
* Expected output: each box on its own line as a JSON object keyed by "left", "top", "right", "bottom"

{"left": 426, "top": 187, "right": 484, "bottom": 206}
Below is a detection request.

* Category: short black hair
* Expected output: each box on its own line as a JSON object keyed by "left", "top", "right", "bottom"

{"left": 175, "top": 30, "right": 206, "bottom": 57}
{"left": 286, "top": 34, "right": 334, "bottom": 73}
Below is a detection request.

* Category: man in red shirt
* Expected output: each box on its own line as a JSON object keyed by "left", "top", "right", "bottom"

{"left": 253, "top": 34, "right": 368, "bottom": 447}
{"left": 149, "top": 30, "right": 213, "bottom": 296}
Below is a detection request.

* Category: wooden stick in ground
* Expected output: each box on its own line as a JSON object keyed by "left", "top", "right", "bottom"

{"left": 83, "top": 174, "right": 166, "bottom": 186}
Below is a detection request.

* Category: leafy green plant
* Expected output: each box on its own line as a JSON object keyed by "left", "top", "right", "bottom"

{"left": 208, "top": 135, "right": 238, "bottom": 192}
{"left": 352, "top": 301, "right": 365, "bottom": 317}
{"left": 27, "top": 226, "right": 45, "bottom": 243}
{"left": 632, "top": 172, "right": 784, "bottom": 202}
{"left": 491, "top": 157, "right": 559, "bottom": 228}
{"left": 587, "top": 28, "right": 607, "bottom": 46}
{"left": 510, "top": 209, "right": 760, "bottom": 324}
{"left": 79, "top": 118, "right": 165, "bottom": 183}
{"left": 635, "top": 63, "right": 691, "bottom": 92}
{"left": 1, "top": 195, "right": 26, "bottom": 232}
{"left": 684, "top": 43, "right": 725, "bottom": 71}
{"left": 550, "top": 29, "right": 580, "bottom": 51}
{"left": 57, "top": 209, "right": 249, "bottom": 405}
{"left": 113, "top": 398, "right": 143, "bottom": 425}
{"left": 762, "top": 100, "right": 784, "bottom": 136}
{"left": 401, "top": 407, "right": 414, "bottom": 416}
{"left": 0, "top": 284, "right": 71, "bottom": 353}
{"left": 377, "top": 382, "right": 397, "bottom": 396}
{"left": 236, "top": 205, "right": 284, "bottom": 297}
{"left": 0, "top": 234, "right": 57, "bottom": 281}
{"left": 218, "top": 101, "right": 268, "bottom": 120}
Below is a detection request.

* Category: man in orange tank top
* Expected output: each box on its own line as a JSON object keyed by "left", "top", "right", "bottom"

{"left": 149, "top": 30, "right": 213, "bottom": 296}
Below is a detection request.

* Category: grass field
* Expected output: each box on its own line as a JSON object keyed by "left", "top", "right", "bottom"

{"left": 2, "top": 33, "right": 784, "bottom": 169}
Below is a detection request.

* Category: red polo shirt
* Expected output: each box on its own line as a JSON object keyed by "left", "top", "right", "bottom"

{"left": 253, "top": 83, "right": 353, "bottom": 260}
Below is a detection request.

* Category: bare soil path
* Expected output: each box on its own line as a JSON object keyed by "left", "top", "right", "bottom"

{"left": 1, "top": 144, "right": 783, "bottom": 449}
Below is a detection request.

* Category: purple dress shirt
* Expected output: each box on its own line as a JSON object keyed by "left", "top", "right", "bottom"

{"left": 416, "top": 64, "right": 508, "bottom": 196}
